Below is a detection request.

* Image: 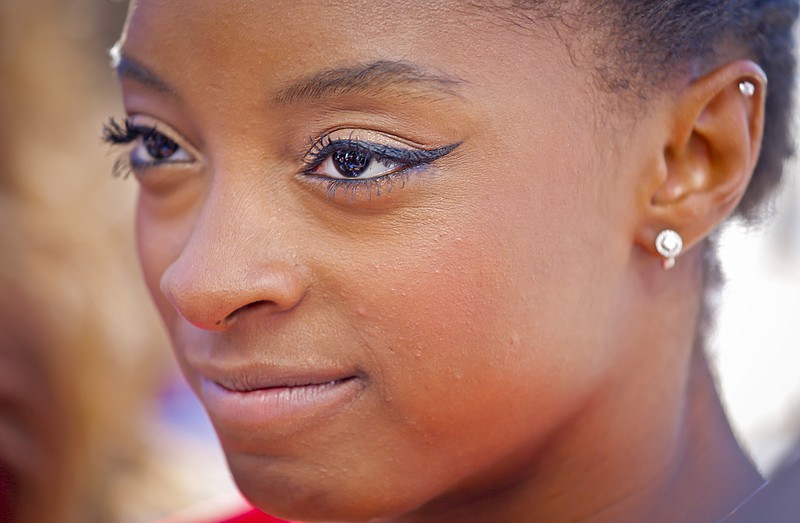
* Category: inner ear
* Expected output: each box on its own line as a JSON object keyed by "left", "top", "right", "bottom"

{"left": 639, "top": 60, "right": 766, "bottom": 257}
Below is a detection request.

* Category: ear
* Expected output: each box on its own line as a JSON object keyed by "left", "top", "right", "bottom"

{"left": 635, "top": 60, "right": 767, "bottom": 264}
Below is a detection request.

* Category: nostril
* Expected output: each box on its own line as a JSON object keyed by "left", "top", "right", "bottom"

{"left": 220, "top": 300, "right": 278, "bottom": 325}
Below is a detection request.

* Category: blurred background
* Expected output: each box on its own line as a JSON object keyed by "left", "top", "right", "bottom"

{"left": 0, "top": 1, "right": 238, "bottom": 522}
{"left": 0, "top": 1, "right": 798, "bottom": 522}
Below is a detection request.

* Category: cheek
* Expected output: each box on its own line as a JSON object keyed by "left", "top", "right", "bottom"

{"left": 325, "top": 173, "right": 616, "bottom": 471}
{"left": 136, "top": 200, "right": 211, "bottom": 396}
{"left": 136, "top": 198, "right": 169, "bottom": 314}
{"left": 135, "top": 192, "right": 192, "bottom": 344}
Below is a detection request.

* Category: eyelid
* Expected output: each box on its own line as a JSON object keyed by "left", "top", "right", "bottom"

{"left": 302, "top": 128, "right": 456, "bottom": 167}
{"left": 301, "top": 140, "right": 459, "bottom": 194}
{"left": 297, "top": 129, "right": 461, "bottom": 203}
{"left": 102, "top": 115, "right": 202, "bottom": 181}
{"left": 304, "top": 129, "right": 420, "bottom": 159}
{"left": 126, "top": 114, "right": 201, "bottom": 160}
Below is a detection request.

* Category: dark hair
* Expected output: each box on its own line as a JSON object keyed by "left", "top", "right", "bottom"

{"left": 596, "top": 1, "right": 798, "bottom": 221}
{"left": 501, "top": 0, "right": 799, "bottom": 338}
{"left": 511, "top": 0, "right": 799, "bottom": 221}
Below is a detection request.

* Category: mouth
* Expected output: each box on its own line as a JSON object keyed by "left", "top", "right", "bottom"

{"left": 198, "top": 368, "right": 365, "bottom": 435}
{"left": 214, "top": 371, "right": 359, "bottom": 393}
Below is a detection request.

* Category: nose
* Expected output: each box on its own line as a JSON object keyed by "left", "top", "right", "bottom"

{"left": 159, "top": 184, "right": 309, "bottom": 331}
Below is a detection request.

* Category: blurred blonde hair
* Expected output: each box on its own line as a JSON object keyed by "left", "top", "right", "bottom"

{"left": 0, "top": 0, "right": 194, "bottom": 521}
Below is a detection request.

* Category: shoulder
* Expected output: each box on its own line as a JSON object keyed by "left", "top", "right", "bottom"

{"left": 724, "top": 450, "right": 800, "bottom": 522}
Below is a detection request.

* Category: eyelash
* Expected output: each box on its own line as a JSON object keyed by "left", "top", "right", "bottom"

{"left": 102, "top": 117, "right": 182, "bottom": 177}
{"left": 102, "top": 117, "right": 460, "bottom": 201}
{"left": 102, "top": 117, "right": 141, "bottom": 146}
{"left": 301, "top": 134, "right": 459, "bottom": 201}
{"left": 102, "top": 118, "right": 136, "bottom": 178}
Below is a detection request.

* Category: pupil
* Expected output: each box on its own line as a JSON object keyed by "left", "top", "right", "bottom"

{"left": 332, "top": 148, "right": 370, "bottom": 178}
{"left": 144, "top": 131, "right": 179, "bottom": 160}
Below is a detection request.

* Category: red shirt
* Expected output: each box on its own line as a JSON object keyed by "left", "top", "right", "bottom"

{"left": 154, "top": 498, "right": 293, "bottom": 523}
{"left": 218, "top": 509, "right": 290, "bottom": 523}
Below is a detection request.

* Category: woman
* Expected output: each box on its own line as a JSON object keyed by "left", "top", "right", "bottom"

{"left": 106, "top": 1, "right": 798, "bottom": 522}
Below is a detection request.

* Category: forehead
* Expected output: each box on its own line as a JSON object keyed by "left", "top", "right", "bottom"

{"left": 125, "top": 0, "right": 490, "bottom": 40}
{"left": 124, "top": 1, "right": 472, "bottom": 65}
{"left": 120, "top": 0, "right": 568, "bottom": 97}
{"left": 119, "top": 0, "right": 609, "bottom": 169}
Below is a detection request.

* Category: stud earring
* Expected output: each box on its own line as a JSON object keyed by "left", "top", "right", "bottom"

{"left": 655, "top": 229, "right": 683, "bottom": 270}
{"left": 739, "top": 80, "right": 756, "bottom": 97}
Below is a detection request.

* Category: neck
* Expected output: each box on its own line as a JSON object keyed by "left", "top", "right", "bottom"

{"left": 646, "top": 348, "right": 763, "bottom": 523}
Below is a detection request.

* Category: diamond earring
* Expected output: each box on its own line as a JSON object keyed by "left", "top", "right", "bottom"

{"left": 655, "top": 229, "right": 683, "bottom": 270}
{"left": 739, "top": 80, "right": 756, "bottom": 97}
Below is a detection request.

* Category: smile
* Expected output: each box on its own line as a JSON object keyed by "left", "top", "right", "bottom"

{"left": 199, "top": 371, "right": 365, "bottom": 434}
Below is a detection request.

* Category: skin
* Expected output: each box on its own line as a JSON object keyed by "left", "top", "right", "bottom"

{"left": 116, "top": 1, "right": 768, "bottom": 521}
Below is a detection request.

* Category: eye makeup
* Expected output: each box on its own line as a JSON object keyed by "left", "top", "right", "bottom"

{"left": 103, "top": 116, "right": 460, "bottom": 202}
{"left": 102, "top": 117, "right": 195, "bottom": 177}
{"left": 300, "top": 132, "right": 460, "bottom": 201}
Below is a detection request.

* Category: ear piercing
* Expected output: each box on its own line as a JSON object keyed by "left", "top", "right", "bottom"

{"left": 739, "top": 80, "right": 756, "bottom": 97}
{"left": 655, "top": 229, "right": 683, "bottom": 270}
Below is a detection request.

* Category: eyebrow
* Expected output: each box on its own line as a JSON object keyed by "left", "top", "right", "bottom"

{"left": 110, "top": 47, "right": 462, "bottom": 105}
{"left": 273, "top": 60, "right": 464, "bottom": 105}
{"left": 111, "top": 46, "right": 177, "bottom": 96}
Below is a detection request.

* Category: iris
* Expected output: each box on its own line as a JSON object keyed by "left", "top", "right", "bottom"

{"left": 143, "top": 131, "right": 179, "bottom": 161}
{"left": 332, "top": 148, "right": 370, "bottom": 178}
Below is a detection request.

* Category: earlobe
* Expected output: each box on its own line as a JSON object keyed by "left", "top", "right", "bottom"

{"left": 637, "top": 60, "right": 767, "bottom": 265}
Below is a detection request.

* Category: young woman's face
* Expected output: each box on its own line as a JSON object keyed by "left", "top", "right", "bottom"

{"left": 121, "top": 1, "right": 649, "bottom": 520}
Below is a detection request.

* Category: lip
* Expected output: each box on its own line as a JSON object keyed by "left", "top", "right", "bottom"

{"left": 199, "top": 369, "right": 365, "bottom": 434}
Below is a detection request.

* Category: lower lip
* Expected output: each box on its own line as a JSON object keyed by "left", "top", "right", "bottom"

{"left": 200, "top": 377, "right": 364, "bottom": 432}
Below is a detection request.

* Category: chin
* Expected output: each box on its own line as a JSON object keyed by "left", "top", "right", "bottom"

{"left": 227, "top": 451, "right": 423, "bottom": 523}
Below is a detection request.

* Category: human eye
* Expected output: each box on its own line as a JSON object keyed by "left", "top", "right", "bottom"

{"left": 309, "top": 141, "right": 403, "bottom": 180}
{"left": 102, "top": 116, "right": 195, "bottom": 175}
{"left": 300, "top": 130, "right": 459, "bottom": 200}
